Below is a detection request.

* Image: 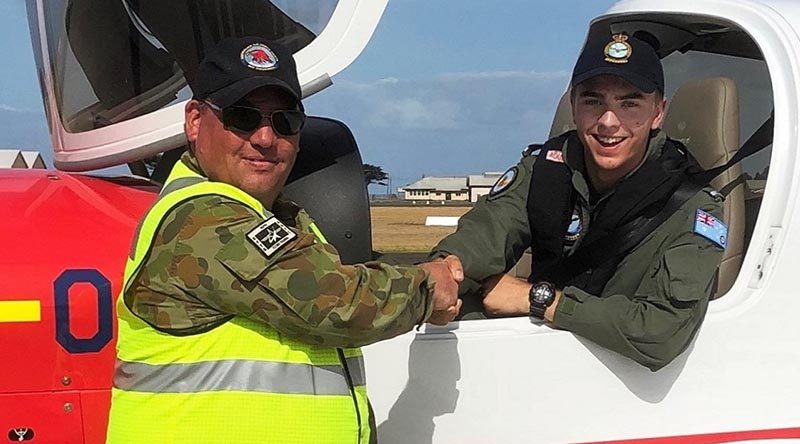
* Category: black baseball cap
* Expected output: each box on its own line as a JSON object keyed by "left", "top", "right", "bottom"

{"left": 571, "top": 33, "right": 664, "bottom": 94}
{"left": 191, "top": 37, "right": 303, "bottom": 110}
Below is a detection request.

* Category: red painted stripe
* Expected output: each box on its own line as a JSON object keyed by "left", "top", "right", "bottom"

{"left": 590, "top": 427, "right": 800, "bottom": 444}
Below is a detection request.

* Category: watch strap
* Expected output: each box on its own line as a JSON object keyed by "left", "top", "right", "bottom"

{"left": 530, "top": 300, "right": 547, "bottom": 319}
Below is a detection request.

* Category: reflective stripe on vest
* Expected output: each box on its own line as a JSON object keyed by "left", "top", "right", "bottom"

{"left": 308, "top": 221, "right": 328, "bottom": 243}
{"left": 108, "top": 159, "right": 370, "bottom": 444}
{"left": 115, "top": 355, "right": 366, "bottom": 394}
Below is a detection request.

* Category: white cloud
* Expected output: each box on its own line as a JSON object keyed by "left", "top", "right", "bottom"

{"left": 317, "top": 69, "right": 569, "bottom": 131}
{"left": 304, "top": 69, "right": 571, "bottom": 180}
{"left": 368, "top": 97, "right": 459, "bottom": 129}
{"left": 439, "top": 70, "right": 570, "bottom": 81}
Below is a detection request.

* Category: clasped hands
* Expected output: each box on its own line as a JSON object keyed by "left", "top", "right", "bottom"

{"left": 421, "top": 255, "right": 464, "bottom": 325}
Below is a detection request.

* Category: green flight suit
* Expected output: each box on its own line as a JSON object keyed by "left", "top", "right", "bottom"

{"left": 432, "top": 131, "right": 725, "bottom": 371}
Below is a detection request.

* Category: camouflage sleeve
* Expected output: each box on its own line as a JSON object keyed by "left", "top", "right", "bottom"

{"left": 147, "top": 195, "right": 433, "bottom": 348}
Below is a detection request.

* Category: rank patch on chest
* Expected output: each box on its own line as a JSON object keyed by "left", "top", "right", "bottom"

{"left": 546, "top": 150, "right": 564, "bottom": 163}
{"left": 693, "top": 209, "right": 728, "bottom": 249}
{"left": 247, "top": 217, "right": 297, "bottom": 258}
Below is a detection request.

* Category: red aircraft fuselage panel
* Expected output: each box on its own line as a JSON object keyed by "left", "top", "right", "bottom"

{"left": 0, "top": 169, "right": 157, "bottom": 443}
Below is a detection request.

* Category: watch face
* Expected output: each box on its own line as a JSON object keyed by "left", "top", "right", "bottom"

{"left": 532, "top": 283, "right": 554, "bottom": 305}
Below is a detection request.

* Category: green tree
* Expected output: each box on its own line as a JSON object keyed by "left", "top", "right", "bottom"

{"left": 363, "top": 163, "right": 388, "bottom": 186}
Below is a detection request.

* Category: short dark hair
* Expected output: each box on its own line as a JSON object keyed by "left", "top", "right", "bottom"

{"left": 568, "top": 82, "right": 664, "bottom": 104}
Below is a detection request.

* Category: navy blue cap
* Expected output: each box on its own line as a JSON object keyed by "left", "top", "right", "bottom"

{"left": 571, "top": 33, "right": 664, "bottom": 94}
{"left": 191, "top": 37, "right": 303, "bottom": 110}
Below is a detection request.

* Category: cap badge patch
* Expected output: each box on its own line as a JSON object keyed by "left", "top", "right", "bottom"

{"left": 490, "top": 167, "right": 518, "bottom": 196}
{"left": 604, "top": 34, "right": 632, "bottom": 64}
{"left": 241, "top": 43, "right": 279, "bottom": 71}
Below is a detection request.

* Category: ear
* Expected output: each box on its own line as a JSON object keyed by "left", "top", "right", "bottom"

{"left": 184, "top": 100, "right": 203, "bottom": 143}
{"left": 650, "top": 97, "right": 667, "bottom": 130}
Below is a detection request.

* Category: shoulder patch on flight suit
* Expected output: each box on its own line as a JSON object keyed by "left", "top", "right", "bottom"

{"left": 489, "top": 167, "right": 518, "bottom": 197}
{"left": 246, "top": 216, "right": 298, "bottom": 258}
{"left": 693, "top": 209, "right": 728, "bottom": 249}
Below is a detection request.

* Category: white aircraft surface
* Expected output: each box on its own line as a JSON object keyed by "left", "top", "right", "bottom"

{"left": 363, "top": 1, "right": 798, "bottom": 442}
{"left": 6, "top": 0, "right": 800, "bottom": 443}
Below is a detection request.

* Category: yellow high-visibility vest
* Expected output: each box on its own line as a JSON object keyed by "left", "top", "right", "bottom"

{"left": 106, "top": 159, "right": 371, "bottom": 444}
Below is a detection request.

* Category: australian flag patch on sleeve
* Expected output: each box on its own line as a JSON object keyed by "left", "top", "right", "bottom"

{"left": 693, "top": 209, "right": 728, "bottom": 249}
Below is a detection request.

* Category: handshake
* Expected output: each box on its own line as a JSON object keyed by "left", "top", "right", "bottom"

{"left": 421, "top": 255, "right": 464, "bottom": 326}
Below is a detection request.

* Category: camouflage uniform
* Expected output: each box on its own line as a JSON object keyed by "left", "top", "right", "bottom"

{"left": 126, "top": 150, "right": 434, "bottom": 348}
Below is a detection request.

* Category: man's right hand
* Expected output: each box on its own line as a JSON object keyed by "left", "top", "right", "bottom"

{"left": 421, "top": 255, "right": 464, "bottom": 325}
{"left": 428, "top": 299, "right": 463, "bottom": 325}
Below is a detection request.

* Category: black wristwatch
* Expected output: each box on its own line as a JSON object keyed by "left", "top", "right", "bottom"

{"left": 529, "top": 281, "right": 556, "bottom": 320}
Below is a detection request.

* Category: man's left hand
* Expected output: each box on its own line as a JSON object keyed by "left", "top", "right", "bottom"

{"left": 482, "top": 274, "right": 531, "bottom": 317}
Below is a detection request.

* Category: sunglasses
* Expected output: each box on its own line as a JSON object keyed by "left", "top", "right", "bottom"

{"left": 205, "top": 101, "right": 306, "bottom": 136}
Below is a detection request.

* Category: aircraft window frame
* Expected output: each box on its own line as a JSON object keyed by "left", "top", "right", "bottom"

{"left": 26, "top": 0, "right": 388, "bottom": 172}
{"left": 41, "top": 0, "right": 339, "bottom": 135}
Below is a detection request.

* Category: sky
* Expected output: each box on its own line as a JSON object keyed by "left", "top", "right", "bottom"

{"left": 0, "top": 0, "right": 616, "bottom": 191}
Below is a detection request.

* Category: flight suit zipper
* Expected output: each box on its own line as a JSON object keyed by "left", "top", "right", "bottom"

{"left": 337, "top": 348, "right": 362, "bottom": 443}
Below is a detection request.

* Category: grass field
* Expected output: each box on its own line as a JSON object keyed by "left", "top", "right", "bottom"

{"left": 370, "top": 206, "right": 471, "bottom": 253}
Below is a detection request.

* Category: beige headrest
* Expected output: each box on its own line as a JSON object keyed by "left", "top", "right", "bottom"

{"left": 663, "top": 77, "right": 740, "bottom": 168}
{"left": 549, "top": 90, "right": 575, "bottom": 138}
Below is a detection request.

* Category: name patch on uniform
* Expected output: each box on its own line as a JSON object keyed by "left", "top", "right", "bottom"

{"left": 546, "top": 150, "right": 564, "bottom": 163}
{"left": 247, "top": 217, "right": 297, "bottom": 258}
{"left": 490, "top": 167, "right": 518, "bottom": 196}
{"left": 694, "top": 209, "right": 728, "bottom": 249}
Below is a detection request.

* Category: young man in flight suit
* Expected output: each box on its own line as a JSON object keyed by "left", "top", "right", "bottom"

{"left": 107, "top": 37, "right": 462, "bottom": 444}
{"left": 431, "top": 32, "right": 727, "bottom": 371}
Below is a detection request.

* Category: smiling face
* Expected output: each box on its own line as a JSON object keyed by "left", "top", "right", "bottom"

{"left": 184, "top": 87, "right": 300, "bottom": 207}
{"left": 571, "top": 74, "right": 666, "bottom": 192}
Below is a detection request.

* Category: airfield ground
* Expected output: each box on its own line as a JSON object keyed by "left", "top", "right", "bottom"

{"left": 370, "top": 205, "right": 471, "bottom": 253}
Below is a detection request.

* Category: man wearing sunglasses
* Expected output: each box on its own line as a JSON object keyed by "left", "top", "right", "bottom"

{"left": 107, "top": 37, "right": 462, "bottom": 444}
{"left": 430, "top": 33, "right": 727, "bottom": 372}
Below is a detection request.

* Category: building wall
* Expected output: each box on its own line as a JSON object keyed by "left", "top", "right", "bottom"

{"left": 403, "top": 190, "right": 469, "bottom": 201}
{"left": 429, "top": 191, "right": 469, "bottom": 201}
{"left": 403, "top": 189, "right": 431, "bottom": 200}
{"left": 470, "top": 186, "right": 492, "bottom": 202}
